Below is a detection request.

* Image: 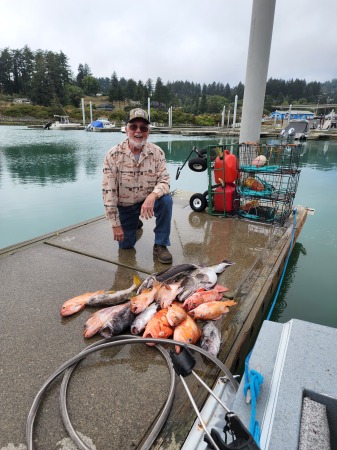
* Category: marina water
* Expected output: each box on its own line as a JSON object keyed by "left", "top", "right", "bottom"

{"left": 1, "top": 126, "right": 336, "bottom": 328}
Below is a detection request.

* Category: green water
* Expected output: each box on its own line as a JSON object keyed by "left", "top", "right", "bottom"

{"left": 1, "top": 126, "right": 336, "bottom": 328}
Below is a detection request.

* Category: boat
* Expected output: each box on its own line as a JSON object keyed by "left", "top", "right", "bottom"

{"left": 279, "top": 119, "right": 309, "bottom": 141}
{"left": 121, "top": 125, "right": 126, "bottom": 133}
{"left": 44, "top": 115, "right": 81, "bottom": 130}
{"left": 183, "top": 318, "right": 337, "bottom": 449}
{"left": 85, "top": 118, "right": 116, "bottom": 132}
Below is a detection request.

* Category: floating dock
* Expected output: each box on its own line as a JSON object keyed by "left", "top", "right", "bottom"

{"left": 0, "top": 191, "right": 308, "bottom": 449}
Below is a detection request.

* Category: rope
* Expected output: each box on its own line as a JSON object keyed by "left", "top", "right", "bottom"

{"left": 243, "top": 207, "right": 298, "bottom": 447}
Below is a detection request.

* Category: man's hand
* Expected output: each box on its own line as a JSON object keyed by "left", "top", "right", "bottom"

{"left": 113, "top": 225, "right": 124, "bottom": 242}
{"left": 140, "top": 192, "right": 157, "bottom": 219}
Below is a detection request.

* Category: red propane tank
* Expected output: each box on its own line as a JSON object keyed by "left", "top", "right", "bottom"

{"left": 213, "top": 183, "right": 236, "bottom": 212}
{"left": 214, "top": 149, "right": 238, "bottom": 184}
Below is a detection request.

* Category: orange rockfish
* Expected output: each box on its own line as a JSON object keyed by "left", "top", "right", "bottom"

{"left": 182, "top": 284, "right": 229, "bottom": 312}
{"left": 155, "top": 280, "right": 184, "bottom": 309}
{"left": 61, "top": 274, "right": 141, "bottom": 317}
{"left": 166, "top": 303, "right": 187, "bottom": 327}
{"left": 83, "top": 302, "right": 130, "bottom": 338}
{"left": 143, "top": 308, "right": 173, "bottom": 340}
{"left": 130, "top": 281, "right": 162, "bottom": 314}
{"left": 173, "top": 315, "right": 202, "bottom": 353}
{"left": 188, "top": 300, "right": 236, "bottom": 321}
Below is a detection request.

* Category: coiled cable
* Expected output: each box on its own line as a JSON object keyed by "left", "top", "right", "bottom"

{"left": 26, "top": 335, "right": 238, "bottom": 450}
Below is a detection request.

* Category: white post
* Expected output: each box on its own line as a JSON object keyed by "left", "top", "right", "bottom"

{"left": 329, "top": 109, "right": 334, "bottom": 130}
{"left": 170, "top": 106, "right": 173, "bottom": 128}
{"left": 81, "top": 98, "right": 85, "bottom": 126}
{"left": 288, "top": 104, "right": 292, "bottom": 125}
{"left": 232, "top": 95, "right": 238, "bottom": 128}
{"left": 89, "top": 101, "right": 93, "bottom": 123}
{"left": 221, "top": 106, "right": 226, "bottom": 127}
{"left": 239, "top": 0, "right": 276, "bottom": 143}
{"left": 227, "top": 109, "right": 231, "bottom": 128}
{"left": 147, "top": 97, "right": 151, "bottom": 122}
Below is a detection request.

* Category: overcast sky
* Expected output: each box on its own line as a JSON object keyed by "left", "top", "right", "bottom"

{"left": 1, "top": 0, "right": 336, "bottom": 87}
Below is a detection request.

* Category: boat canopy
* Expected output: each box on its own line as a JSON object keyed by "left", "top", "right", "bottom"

{"left": 90, "top": 120, "right": 104, "bottom": 128}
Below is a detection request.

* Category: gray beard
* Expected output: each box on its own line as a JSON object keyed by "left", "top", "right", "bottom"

{"left": 128, "top": 137, "right": 147, "bottom": 150}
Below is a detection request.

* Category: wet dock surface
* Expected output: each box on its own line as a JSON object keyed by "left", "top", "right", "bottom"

{"left": 0, "top": 191, "right": 307, "bottom": 449}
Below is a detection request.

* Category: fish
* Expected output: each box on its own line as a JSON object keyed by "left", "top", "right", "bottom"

{"left": 182, "top": 284, "right": 229, "bottom": 312}
{"left": 130, "top": 281, "right": 162, "bottom": 314}
{"left": 60, "top": 274, "right": 141, "bottom": 317}
{"left": 61, "top": 290, "right": 105, "bottom": 317}
{"left": 137, "top": 263, "right": 198, "bottom": 292}
{"left": 173, "top": 315, "right": 202, "bottom": 353}
{"left": 200, "top": 321, "right": 222, "bottom": 357}
{"left": 100, "top": 304, "right": 136, "bottom": 338}
{"left": 155, "top": 279, "right": 185, "bottom": 309}
{"left": 130, "top": 302, "right": 159, "bottom": 335}
{"left": 86, "top": 274, "right": 142, "bottom": 307}
{"left": 176, "top": 260, "right": 234, "bottom": 302}
{"left": 166, "top": 303, "right": 187, "bottom": 327}
{"left": 244, "top": 177, "right": 264, "bottom": 191}
{"left": 188, "top": 300, "right": 237, "bottom": 321}
{"left": 83, "top": 302, "right": 130, "bottom": 338}
{"left": 143, "top": 308, "right": 173, "bottom": 340}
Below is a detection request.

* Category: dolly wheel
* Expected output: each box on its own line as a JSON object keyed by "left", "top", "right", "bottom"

{"left": 190, "top": 193, "right": 207, "bottom": 212}
{"left": 188, "top": 157, "right": 207, "bottom": 172}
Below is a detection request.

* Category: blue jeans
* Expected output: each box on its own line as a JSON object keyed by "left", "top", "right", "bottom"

{"left": 117, "top": 194, "right": 173, "bottom": 249}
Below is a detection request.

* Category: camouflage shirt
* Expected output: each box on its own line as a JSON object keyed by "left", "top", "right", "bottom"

{"left": 102, "top": 139, "right": 170, "bottom": 227}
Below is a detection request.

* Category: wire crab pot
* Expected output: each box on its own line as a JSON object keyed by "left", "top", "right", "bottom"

{"left": 237, "top": 143, "right": 301, "bottom": 173}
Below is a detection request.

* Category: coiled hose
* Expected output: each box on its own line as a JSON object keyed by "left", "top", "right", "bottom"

{"left": 26, "top": 335, "right": 238, "bottom": 450}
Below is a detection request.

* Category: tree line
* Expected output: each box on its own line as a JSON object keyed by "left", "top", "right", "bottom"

{"left": 0, "top": 46, "right": 336, "bottom": 114}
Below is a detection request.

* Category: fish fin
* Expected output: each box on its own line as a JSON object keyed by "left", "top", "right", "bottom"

{"left": 133, "top": 273, "right": 142, "bottom": 288}
{"left": 213, "top": 283, "right": 229, "bottom": 292}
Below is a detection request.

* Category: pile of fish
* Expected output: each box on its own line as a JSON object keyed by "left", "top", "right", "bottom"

{"left": 60, "top": 259, "right": 236, "bottom": 357}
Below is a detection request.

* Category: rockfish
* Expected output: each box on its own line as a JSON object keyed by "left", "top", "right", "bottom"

{"left": 138, "top": 263, "right": 198, "bottom": 292}
{"left": 100, "top": 304, "right": 135, "bottom": 338}
{"left": 188, "top": 300, "right": 236, "bottom": 321}
{"left": 130, "top": 281, "right": 162, "bottom": 314}
{"left": 60, "top": 274, "right": 141, "bottom": 317}
{"left": 155, "top": 280, "right": 185, "bottom": 309}
{"left": 143, "top": 308, "right": 173, "bottom": 340}
{"left": 61, "top": 290, "right": 105, "bottom": 317}
{"left": 83, "top": 302, "right": 130, "bottom": 338}
{"left": 200, "top": 321, "right": 222, "bottom": 357}
{"left": 182, "top": 284, "right": 229, "bottom": 312}
{"left": 173, "top": 315, "right": 201, "bottom": 353}
{"left": 177, "top": 260, "right": 234, "bottom": 301}
{"left": 166, "top": 303, "right": 187, "bottom": 327}
{"left": 130, "top": 303, "right": 159, "bottom": 335}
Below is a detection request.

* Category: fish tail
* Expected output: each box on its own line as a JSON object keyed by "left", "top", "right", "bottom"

{"left": 133, "top": 273, "right": 142, "bottom": 289}
{"left": 221, "top": 259, "right": 234, "bottom": 265}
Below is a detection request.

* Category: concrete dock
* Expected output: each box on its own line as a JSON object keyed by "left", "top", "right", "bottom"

{"left": 0, "top": 191, "right": 307, "bottom": 449}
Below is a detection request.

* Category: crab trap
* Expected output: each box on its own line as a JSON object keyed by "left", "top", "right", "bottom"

{"left": 233, "top": 195, "right": 296, "bottom": 225}
{"left": 234, "top": 142, "right": 302, "bottom": 225}
{"left": 237, "top": 142, "right": 301, "bottom": 173}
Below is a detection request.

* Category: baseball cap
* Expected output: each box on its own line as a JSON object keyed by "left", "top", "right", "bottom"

{"left": 127, "top": 108, "right": 150, "bottom": 124}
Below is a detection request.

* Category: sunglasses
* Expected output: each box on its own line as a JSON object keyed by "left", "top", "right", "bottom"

{"left": 128, "top": 124, "right": 149, "bottom": 132}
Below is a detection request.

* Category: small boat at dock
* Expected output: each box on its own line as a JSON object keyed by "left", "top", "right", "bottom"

{"left": 44, "top": 115, "right": 81, "bottom": 130}
{"left": 85, "top": 118, "right": 116, "bottom": 132}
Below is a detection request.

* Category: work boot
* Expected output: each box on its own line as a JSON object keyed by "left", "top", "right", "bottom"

{"left": 153, "top": 244, "right": 172, "bottom": 264}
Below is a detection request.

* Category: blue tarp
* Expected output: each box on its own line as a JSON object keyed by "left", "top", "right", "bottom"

{"left": 90, "top": 120, "right": 104, "bottom": 128}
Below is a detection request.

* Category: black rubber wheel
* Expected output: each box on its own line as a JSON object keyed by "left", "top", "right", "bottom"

{"left": 190, "top": 193, "right": 207, "bottom": 212}
{"left": 188, "top": 157, "right": 207, "bottom": 172}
